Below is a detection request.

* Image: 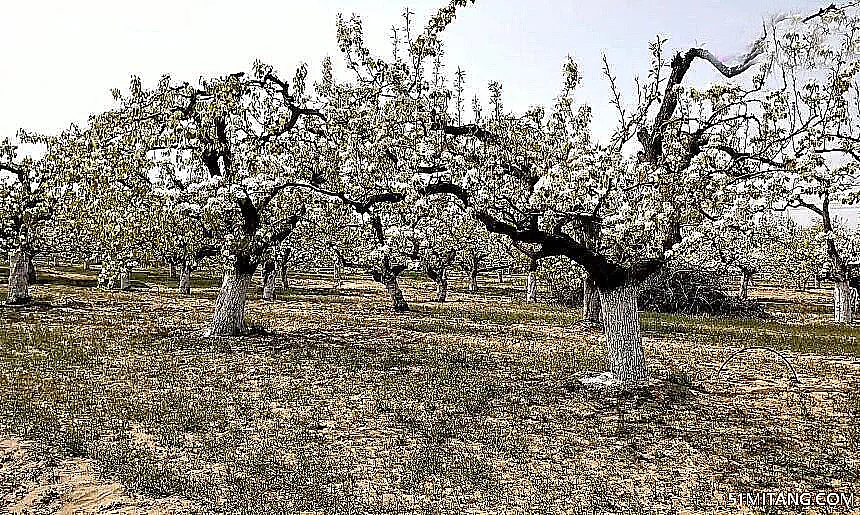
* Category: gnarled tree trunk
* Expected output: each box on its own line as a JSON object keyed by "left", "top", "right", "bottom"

{"left": 599, "top": 282, "right": 647, "bottom": 385}
{"left": 379, "top": 267, "right": 409, "bottom": 312}
{"left": 207, "top": 271, "right": 252, "bottom": 336}
{"left": 469, "top": 267, "right": 479, "bottom": 293}
{"left": 582, "top": 278, "right": 602, "bottom": 328}
{"left": 262, "top": 260, "right": 276, "bottom": 301}
{"left": 178, "top": 262, "right": 192, "bottom": 295}
{"left": 834, "top": 279, "right": 854, "bottom": 324}
{"left": 7, "top": 249, "right": 30, "bottom": 305}
{"left": 385, "top": 277, "right": 409, "bottom": 311}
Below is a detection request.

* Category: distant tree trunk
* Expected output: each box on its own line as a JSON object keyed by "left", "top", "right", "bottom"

{"left": 27, "top": 255, "right": 37, "bottom": 284}
{"left": 834, "top": 279, "right": 854, "bottom": 323}
{"left": 526, "top": 259, "right": 538, "bottom": 303}
{"left": 582, "top": 278, "right": 602, "bottom": 328}
{"left": 169, "top": 262, "right": 177, "bottom": 279}
{"left": 178, "top": 262, "right": 192, "bottom": 295}
{"left": 119, "top": 269, "right": 130, "bottom": 290}
{"left": 385, "top": 277, "right": 409, "bottom": 311}
{"left": 739, "top": 270, "right": 753, "bottom": 300}
{"left": 497, "top": 269, "right": 504, "bottom": 283}
{"left": 262, "top": 260, "right": 277, "bottom": 301}
{"left": 280, "top": 265, "right": 289, "bottom": 290}
{"left": 52, "top": 255, "right": 59, "bottom": 268}
{"left": 823, "top": 204, "right": 853, "bottom": 324}
{"left": 598, "top": 282, "right": 647, "bottom": 385}
{"left": 278, "top": 248, "right": 291, "bottom": 290}
{"left": 379, "top": 265, "right": 409, "bottom": 312}
{"left": 207, "top": 270, "right": 252, "bottom": 336}
{"left": 435, "top": 269, "right": 449, "bottom": 303}
{"left": 7, "top": 249, "right": 30, "bottom": 305}
{"left": 468, "top": 270, "right": 478, "bottom": 293}
{"left": 84, "top": 259, "right": 91, "bottom": 271}
{"left": 467, "top": 257, "right": 480, "bottom": 293}
{"left": 853, "top": 287, "right": 859, "bottom": 315}
{"left": 332, "top": 256, "right": 343, "bottom": 289}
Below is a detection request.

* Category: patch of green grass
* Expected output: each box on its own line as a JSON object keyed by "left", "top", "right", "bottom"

{"left": 413, "top": 302, "right": 579, "bottom": 327}
{"left": 641, "top": 312, "right": 860, "bottom": 356}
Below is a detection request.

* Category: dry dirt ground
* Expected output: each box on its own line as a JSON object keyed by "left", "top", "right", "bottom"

{"left": 1, "top": 267, "right": 859, "bottom": 514}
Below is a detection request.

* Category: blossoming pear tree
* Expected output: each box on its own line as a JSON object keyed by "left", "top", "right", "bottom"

{"left": 420, "top": 29, "right": 777, "bottom": 385}
{"left": 283, "top": 4, "right": 476, "bottom": 311}
{"left": 86, "top": 65, "right": 318, "bottom": 335}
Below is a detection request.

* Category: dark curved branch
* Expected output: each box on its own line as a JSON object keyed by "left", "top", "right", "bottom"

{"left": 434, "top": 123, "right": 497, "bottom": 142}
{"left": 640, "top": 40, "right": 764, "bottom": 164}
{"left": 421, "top": 181, "right": 634, "bottom": 289}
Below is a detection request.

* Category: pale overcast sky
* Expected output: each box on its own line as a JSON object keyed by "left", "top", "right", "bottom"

{"left": 1, "top": 0, "right": 824, "bottom": 138}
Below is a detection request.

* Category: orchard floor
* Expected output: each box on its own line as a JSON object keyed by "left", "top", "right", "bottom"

{"left": 1, "top": 267, "right": 859, "bottom": 514}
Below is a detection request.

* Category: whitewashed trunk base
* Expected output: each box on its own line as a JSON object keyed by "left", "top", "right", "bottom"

{"left": 526, "top": 272, "right": 537, "bottom": 303}
{"left": 178, "top": 265, "right": 192, "bottom": 295}
{"left": 7, "top": 249, "right": 30, "bottom": 305}
{"left": 834, "top": 280, "right": 854, "bottom": 323}
{"left": 206, "top": 273, "right": 252, "bottom": 336}
{"left": 599, "top": 283, "right": 647, "bottom": 386}
{"left": 262, "top": 267, "right": 276, "bottom": 301}
{"left": 435, "top": 274, "right": 449, "bottom": 303}
{"left": 740, "top": 272, "right": 752, "bottom": 300}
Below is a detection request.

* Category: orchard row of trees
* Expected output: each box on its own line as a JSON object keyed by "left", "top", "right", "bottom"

{"left": 3, "top": 1, "right": 860, "bottom": 385}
